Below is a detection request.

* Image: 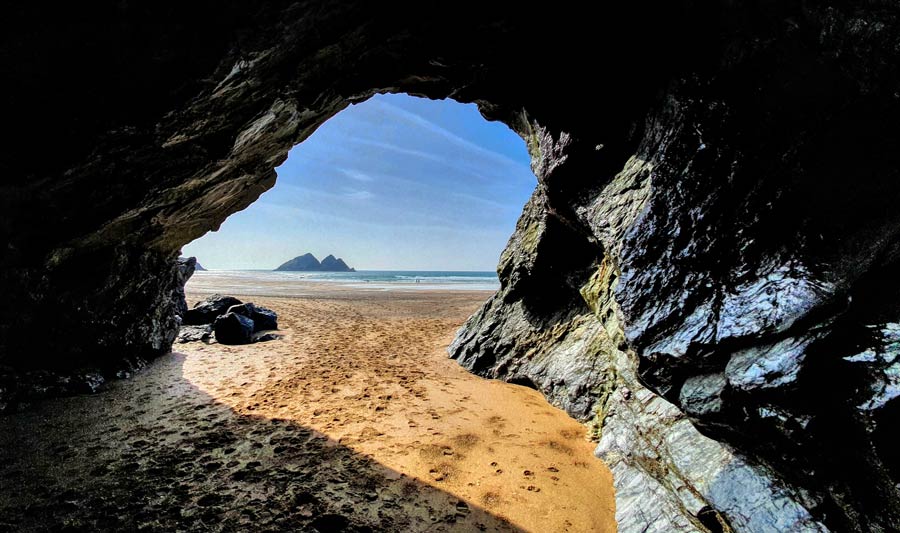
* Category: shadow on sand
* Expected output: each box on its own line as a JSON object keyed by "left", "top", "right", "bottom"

{"left": 0, "top": 352, "right": 522, "bottom": 532}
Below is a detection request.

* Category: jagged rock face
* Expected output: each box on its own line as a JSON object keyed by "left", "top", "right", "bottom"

{"left": 454, "top": 5, "right": 900, "bottom": 530}
{"left": 173, "top": 257, "right": 198, "bottom": 320}
{"left": 2, "top": 2, "right": 899, "bottom": 531}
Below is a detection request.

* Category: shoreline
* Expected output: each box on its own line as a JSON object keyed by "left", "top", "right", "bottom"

{"left": 185, "top": 270, "right": 502, "bottom": 296}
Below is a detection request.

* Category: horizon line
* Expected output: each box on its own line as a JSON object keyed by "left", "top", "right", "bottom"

{"left": 192, "top": 268, "right": 499, "bottom": 273}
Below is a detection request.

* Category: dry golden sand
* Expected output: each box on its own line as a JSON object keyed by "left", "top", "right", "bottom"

{"left": 0, "top": 287, "right": 615, "bottom": 532}
{"left": 180, "top": 290, "right": 615, "bottom": 532}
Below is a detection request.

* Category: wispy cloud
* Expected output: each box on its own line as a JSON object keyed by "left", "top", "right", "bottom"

{"left": 449, "top": 191, "right": 526, "bottom": 211}
{"left": 340, "top": 168, "right": 374, "bottom": 182}
{"left": 272, "top": 183, "right": 375, "bottom": 202}
{"left": 343, "top": 187, "right": 374, "bottom": 200}
{"left": 373, "top": 99, "right": 533, "bottom": 174}
{"left": 254, "top": 200, "right": 489, "bottom": 232}
{"left": 349, "top": 138, "right": 449, "bottom": 164}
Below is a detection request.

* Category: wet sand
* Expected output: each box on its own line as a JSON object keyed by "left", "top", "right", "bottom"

{"left": 0, "top": 288, "right": 615, "bottom": 532}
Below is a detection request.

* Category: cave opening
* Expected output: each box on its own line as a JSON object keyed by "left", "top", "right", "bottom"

{"left": 38, "top": 93, "right": 619, "bottom": 532}
{"left": 181, "top": 93, "right": 535, "bottom": 277}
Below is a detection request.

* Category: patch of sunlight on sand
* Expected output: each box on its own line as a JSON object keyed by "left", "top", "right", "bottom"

{"left": 181, "top": 291, "right": 616, "bottom": 533}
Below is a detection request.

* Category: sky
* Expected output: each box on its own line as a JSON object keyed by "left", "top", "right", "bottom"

{"left": 182, "top": 94, "right": 536, "bottom": 271}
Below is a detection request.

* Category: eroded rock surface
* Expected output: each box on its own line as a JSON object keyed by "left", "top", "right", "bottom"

{"left": 177, "top": 325, "right": 213, "bottom": 344}
{"left": 451, "top": 163, "right": 828, "bottom": 533}
{"left": 454, "top": 6, "right": 900, "bottom": 525}
{"left": 183, "top": 294, "right": 244, "bottom": 326}
{"left": 2, "top": 2, "right": 899, "bottom": 531}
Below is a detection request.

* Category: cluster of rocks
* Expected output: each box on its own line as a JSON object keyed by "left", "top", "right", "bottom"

{"left": 178, "top": 294, "right": 279, "bottom": 345}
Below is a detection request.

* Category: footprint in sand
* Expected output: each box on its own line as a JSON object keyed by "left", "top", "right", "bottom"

{"left": 428, "top": 463, "right": 455, "bottom": 482}
{"left": 480, "top": 491, "right": 502, "bottom": 508}
{"left": 451, "top": 433, "right": 479, "bottom": 450}
{"left": 559, "top": 428, "right": 583, "bottom": 439}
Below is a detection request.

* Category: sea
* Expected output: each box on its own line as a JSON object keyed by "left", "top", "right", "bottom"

{"left": 186, "top": 270, "right": 500, "bottom": 295}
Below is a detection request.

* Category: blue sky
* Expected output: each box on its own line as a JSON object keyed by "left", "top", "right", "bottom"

{"left": 182, "top": 94, "right": 536, "bottom": 270}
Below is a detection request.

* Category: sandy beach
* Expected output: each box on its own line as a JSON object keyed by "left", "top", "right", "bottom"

{"left": 0, "top": 285, "right": 614, "bottom": 532}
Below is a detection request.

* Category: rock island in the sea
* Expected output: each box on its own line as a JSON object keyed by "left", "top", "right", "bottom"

{"left": 275, "top": 253, "right": 355, "bottom": 272}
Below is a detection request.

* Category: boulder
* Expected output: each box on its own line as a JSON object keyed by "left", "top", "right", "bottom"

{"left": 177, "top": 324, "right": 213, "bottom": 343}
{"left": 226, "top": 303, "right": 278, "bottom": 332}
{"left": 250, "top": 306, "right": 278, "bottom": 331}
{"left": 183, "top": 294, "right": 243, "bottom": 325}
{"left": 213, "top": 312, "right": 254, "bottom": 345}
{"left": 180, "top": 302, "right": 276, "bottom": 343}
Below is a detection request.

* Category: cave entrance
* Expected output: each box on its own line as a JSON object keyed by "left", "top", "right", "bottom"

{"left": 171, "top": 94, "right": 617, "bottom": 531}
{"left": 182, "top": 93, "right": 535, "bottom": 277}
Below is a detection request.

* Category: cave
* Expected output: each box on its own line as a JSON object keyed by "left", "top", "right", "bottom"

{"left": 2, "top": 2, "right": 899, "bottom": 531}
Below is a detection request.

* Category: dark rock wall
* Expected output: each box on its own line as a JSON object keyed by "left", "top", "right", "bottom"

{"left": 456, "top": 3, "right": 900, "bottom": 531}
{"left": 621, "top": 7, "right": 900, "bottom": 530}
{"left": 1, "top": 245, "right": 186, "bottom": 370}
{"left": 1, "top": 2, "right": 899, "bottom": 531}
{"left": 612, "top": 17, "right": 900, "bottom": 528}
